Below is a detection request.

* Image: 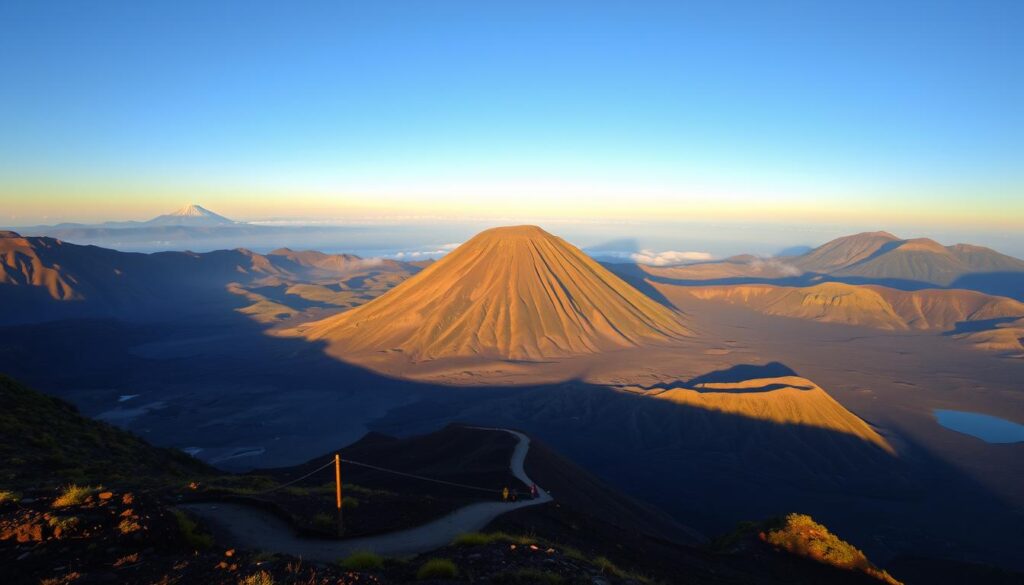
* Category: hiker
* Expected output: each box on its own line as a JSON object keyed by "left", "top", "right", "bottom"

{"left": 530, "top": 483, "right": 538, "bottom": 499}
{"left": 510, "top": 489, "right": 518, "bottom": 502}
{"left": 502, "top": 486, "right": 509, "bottom": 502}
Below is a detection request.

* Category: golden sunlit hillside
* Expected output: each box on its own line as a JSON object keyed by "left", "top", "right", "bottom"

{"left": 293, "top": 225, "right": 691, "bottom": 362}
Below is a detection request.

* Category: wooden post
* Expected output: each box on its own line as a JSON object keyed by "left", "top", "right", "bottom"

{"left": 335, "top": 453, "right": 343, "bottom": 536}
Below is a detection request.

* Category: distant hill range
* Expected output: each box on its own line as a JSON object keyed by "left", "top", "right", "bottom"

{"left": 0, "top": 230, "right": 420, "bottom": 325}
{"left": 611, "top": 230, "right": 1024, "bottom": 301}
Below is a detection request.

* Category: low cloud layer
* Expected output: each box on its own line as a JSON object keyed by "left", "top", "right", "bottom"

{"left": 592, "top": 249, "right": 713, "bottom": 266}
{"left": 390, "top": 242, "right": 462, "bottom": 259}
{"left": 746, "top": 257, "right": 803, "bottom": 276}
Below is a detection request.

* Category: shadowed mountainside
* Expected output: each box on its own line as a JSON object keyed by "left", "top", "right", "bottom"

{"left": 293, "top": 225, "right": 690, "bottom": 362}
{"left": 0, "top": 231, "right": 420, "bottom": 325}
{"left": 0, "top": 375, "right": 210, "bottom": 489}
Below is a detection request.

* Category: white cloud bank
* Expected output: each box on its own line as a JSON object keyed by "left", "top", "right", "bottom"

{"left": 745, "top": 257, "right": 803, "bottom": 276}
{"left": 629, "top": 249, "right": 713, "bottom": 266}
{"left": 591, "top": 249, "right": 713, "bottom": 266}
{"left": 390, "top": 242, "right": 462, "bottom": 259}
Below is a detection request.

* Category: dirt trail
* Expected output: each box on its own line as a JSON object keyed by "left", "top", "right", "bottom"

{"left": 180, "top": 428, "right": 551, "bottom": 560}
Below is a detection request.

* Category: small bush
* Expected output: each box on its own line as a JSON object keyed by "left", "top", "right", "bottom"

{"left": 118, "top": 518, "right": 142, "bottom": 534}
{"left": 52, "top": 484, "right": 100, "bottom": 507}
{"left": 47, "top": 515, "right": 80, "bottom": 532}
{"left": 761, "top": 513, "right": 901, "bottom": 585}
{"left": 342, "top": 497, "right": 359, "bottom": 509}
{"left": 172, "top": 509, "right": 213, "bottom": 550}
{"left": 0, "top": 490, "right": 20, "bottom": 504}
{"left": 416, "top": 558, "right": 458, "bottom": 580}
{"left": 340, "top": 550, "right": 384, "bottom": 570}
{"left": 238, "top": 571, "right": 275, "bottom": 585}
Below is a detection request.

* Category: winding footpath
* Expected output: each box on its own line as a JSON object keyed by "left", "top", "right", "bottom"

{"left": 179, "top": 428, "right": 552, "bottom": 560}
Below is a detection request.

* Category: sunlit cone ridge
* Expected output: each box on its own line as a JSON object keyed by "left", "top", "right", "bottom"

{"left": 298, "top": 225, "right": 691, "bottom": 361}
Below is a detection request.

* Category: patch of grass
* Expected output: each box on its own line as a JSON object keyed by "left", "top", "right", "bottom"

{"left": 118, "top": 518, "right": 142, "bottom": 534}
{"left": 172, "top": 509, "right": 213, "bottom": 550}
{"left": 52, "top": 484, "right": 100, "bottom": 507}
{"left": 452, "top": 532, "right": 493, "bottom": 546}
{"left": 312, "top": 512, "right": 336, "bottom": 531}
{"left": 47, "top": 515, "right": 80, "bottom": 531}
{"left": 560, "top": 545, "right": 586, "bottom": 562}
{"left": 452, "top": 531, "right": 536, "bottom": 546}
{"left": 238, "top": 571, "right": 275, "bottom": 585}
{"left": 339, "top": 550, "right": 384, "bottom": 571}
{"left": 593, "top": 556, "right": 624, "bottom": 577}
{"left": 761, "top": 513, "right": 901, "bottom": 585}
{"left": 0, "top": 490, "right": 20, "bottom": 504}
{"left": 416, "top": 558, "right": 458, "bottom": 580}
{"left": 494, "top": 568, "right": 564, "bottom": 584}
{"left": 591, "top": 556, "right": 653, "bottom": 584}
{"left": 342, "top": 496, "right": 359, "bottom": 509}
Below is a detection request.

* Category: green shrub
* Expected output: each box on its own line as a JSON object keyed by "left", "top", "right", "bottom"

{"left": 342, "top": 496, "right": 359, "bottom": 509}
{"left": 52, "top": 484, "right": 100, "bottom": 507}
{"left": 340, "top": 550, "right": 384, "bottom": 570}
{"left": 0, "top": 490, "right": 20, "bottom": 504}
{"left": 416, "top": 558, "right": 458, "bottom": 580}
{"left": 172, "top": 509, "right": 213, "bottom": 550}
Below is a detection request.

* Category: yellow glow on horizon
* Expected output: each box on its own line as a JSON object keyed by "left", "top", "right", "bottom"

{"left": 2, "top": 175, "right": 1022, "bottom": 231}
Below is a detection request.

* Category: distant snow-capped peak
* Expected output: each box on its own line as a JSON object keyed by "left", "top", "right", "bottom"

{"left": 146, "top": 204, "right": 237, "bottom": 225}
{"left": 170, "top": 204, "right": 217, "bottom": 218}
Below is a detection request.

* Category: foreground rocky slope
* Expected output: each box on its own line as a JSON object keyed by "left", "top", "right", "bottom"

{"left": 1, "top": 376, "right": 917, "bottom": 585}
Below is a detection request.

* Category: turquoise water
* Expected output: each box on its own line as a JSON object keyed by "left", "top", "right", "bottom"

{"left": 934, "top": 410, "right": 1024, "bottom": 444}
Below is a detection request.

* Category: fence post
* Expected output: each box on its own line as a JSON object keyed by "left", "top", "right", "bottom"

{"left": 335, "top": 453, "right": 344, "bottom": 536}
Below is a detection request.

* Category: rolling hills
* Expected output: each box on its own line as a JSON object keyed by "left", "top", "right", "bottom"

{"left": 665, "top": 282, "right": 1024, "bottom": 332}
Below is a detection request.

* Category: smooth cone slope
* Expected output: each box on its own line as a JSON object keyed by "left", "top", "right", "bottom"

{"left": 299, "top": 225, "right": 690, "bottom": 360}
{"left": 642, "top": 376, "right": 894, "bottom": 454}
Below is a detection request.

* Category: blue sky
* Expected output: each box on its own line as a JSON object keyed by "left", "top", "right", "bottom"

{"left": 1, "top": 1, "right": 1022, "bottom": 232}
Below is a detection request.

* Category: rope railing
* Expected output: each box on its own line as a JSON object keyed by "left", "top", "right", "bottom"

{"left": 339, "top": 457, "right": 501, "bottom": 494}
{"left": 250, "top": 456, "right": 503, "bottom": 496}
{"left": 251, "top": 459, "right": 336, "bottom": 495}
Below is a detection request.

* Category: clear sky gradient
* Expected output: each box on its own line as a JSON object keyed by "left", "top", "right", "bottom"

{"left": 1, "top": 1, "right": 1021, "bottom": 231}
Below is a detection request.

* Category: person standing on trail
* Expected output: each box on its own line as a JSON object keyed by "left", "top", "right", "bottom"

{"left": 530, "top": 483, "right": 538, "bottom": 499}
{"left": 502, "top": 486, "right": 509, "bottom": 502}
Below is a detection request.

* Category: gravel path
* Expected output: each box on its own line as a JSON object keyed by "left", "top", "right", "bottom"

{"left": 179, "top": 428, "right": 552, "bottom": 560}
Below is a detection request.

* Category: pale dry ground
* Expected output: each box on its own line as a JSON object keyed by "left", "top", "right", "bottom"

{"left": 667, "top": 282, "right": 1024, "bottom": 357}
{"left": 286, "top": 226, "right": 690, "bottom": 371}
{"left": 651, "top": 287, "right": 1024, "bottom": 505}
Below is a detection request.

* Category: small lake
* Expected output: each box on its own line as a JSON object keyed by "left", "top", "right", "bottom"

{"left": 934, "top": 410, "right": 1024, "bottom": 444}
